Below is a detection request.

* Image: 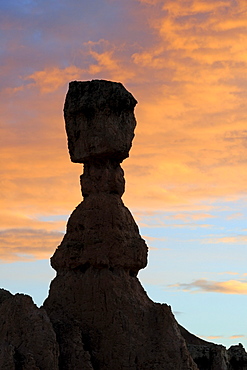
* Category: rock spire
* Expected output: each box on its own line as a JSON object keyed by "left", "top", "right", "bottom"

{"left": 1, "top": 79, "right": 246, "bottom": 369}
{"left": 51, "top": 80, "right": 147, "bottom": 275}
{"left": 44, "top": 80, "right": 197, "bottom": 369}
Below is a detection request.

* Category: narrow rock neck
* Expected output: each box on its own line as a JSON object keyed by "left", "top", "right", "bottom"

{"left": 80, "top": 158, "right": 125, "bottom": 198}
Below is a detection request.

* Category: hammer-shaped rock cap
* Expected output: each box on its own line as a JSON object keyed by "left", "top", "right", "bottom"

{"left": 64, "top": 80, "right": 137, "bottom": 163}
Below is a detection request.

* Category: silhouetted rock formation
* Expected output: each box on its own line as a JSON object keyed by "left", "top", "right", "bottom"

{"left": 180, "top": 325, "right": 247, "bottom": 370}
{"left": 228, "top": 344, "right": 247, "bottom": 370}
{"left": 1, "top": 80, "right": 246, "bottom": 370}
{"left": 0, "top": 289, "right": 58, "bottom": 369}
{"left": 43, "top": 80, "right": 197, "bottom": 369}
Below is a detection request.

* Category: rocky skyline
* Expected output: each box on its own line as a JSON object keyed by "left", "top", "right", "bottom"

{"left": 1, "top": 0, "right": 247, "bottom": 349}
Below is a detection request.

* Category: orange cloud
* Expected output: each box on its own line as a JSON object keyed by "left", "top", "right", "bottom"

{"left": 4, "top": 0, "right": 247, "bottom": 216}
{"left": 0, "top": 209, "right": 67, "bottom": 262}
{"left": 27, "top": 66, "right": 83, "bottom": 93}
{"left": 23, "top": 40, "right": 135, "bottom": 96}
{"left": 0, "top": 141, "right": 82, "bottom": 215}
{"left": 86, "top": 40, "right": 135, "bottom": 82}
{"left": 88, "top": 50, "right": 134, "bottom": 81}
{"left": 170, "top": 213, "right": 215, "bottom": 221}
{"left": 0, "top": 229, "right": 63, "bottom": 262}
{"left": 138, "top": 0, "right": 158, "bottom": 4}
{"left": 204, "top": 235, "right": 247, "bottom": 244}
{"left": 131, "top": 208, "right": 216, "bottom": 231}
{"left": 162, "top": 0, "right": 232, "bottom": 16}
{"left": 171, "top": 279, "right": 247, "bottom": 294}
{"left": 132, "top": 46, "right": 167, "bottom": 69}
{"left": 206, "top": 335, "right": 223, "bottom": 340}
{"left": 2, "top": 0, "right": 247, "bottom": 263}
{"left": 230, "top": 335, "right": 245, "bottom": 339}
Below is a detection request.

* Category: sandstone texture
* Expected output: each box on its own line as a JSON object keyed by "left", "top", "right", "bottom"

{"left": 0, "top": 289, "right": 59, "bottom": 369}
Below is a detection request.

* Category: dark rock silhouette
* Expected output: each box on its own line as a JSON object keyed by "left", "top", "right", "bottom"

{"left": 64, "top": 80, "right": 137, "bottom": 163}
{"left": 228, "top": 344, "right": 247, "bottom": 370}
{"left": 1, "top": 79, "right": 246, "bottom": 370}
{"left": 43, "top": 80, "right": 197, "bottom": 369}
{"left": 180, "top": 325, "right": 228, "bottom": 370}
{"left": 180, "top": 325, "right": 247, "bottom": 370}
{"left": 0, "top": 289, "right": 59, "bottom": 369}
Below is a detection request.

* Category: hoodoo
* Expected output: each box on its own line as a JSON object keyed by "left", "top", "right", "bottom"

{"left": 44, "top": 80, "right": 197, "bottom": 369}
{"left": 1, "top": 80, "right": 246, "bottom": 369}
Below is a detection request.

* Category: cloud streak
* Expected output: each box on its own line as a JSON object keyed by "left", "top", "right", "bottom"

{"left": 0, "top": 229, "right": 63, "bottom": 262}
{"left": 230, "top": 335, "right": 245, "bottom": 339}
{"left": 170, "top": 279, "right": 247, "bottom": 295}
{"left": 204, "top": 235, "right": 247, "bottom": 244}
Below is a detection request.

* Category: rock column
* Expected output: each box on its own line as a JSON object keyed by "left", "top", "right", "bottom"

{"left": 44, "top": 80, "right": 197, "bottom": 370}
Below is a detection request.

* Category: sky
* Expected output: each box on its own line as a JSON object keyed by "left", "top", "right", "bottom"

{"left": 1, "top": 0, "right": 247, "bottom": 350}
